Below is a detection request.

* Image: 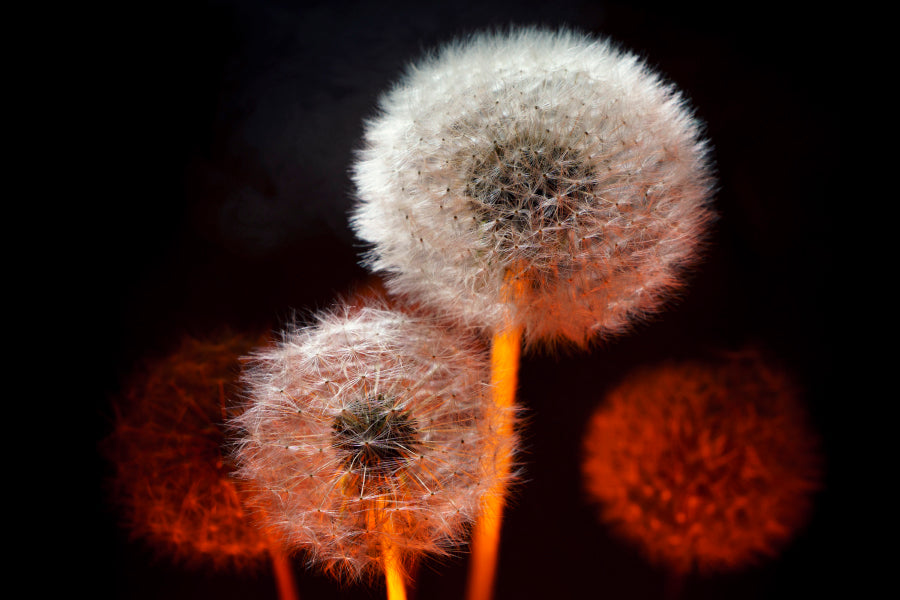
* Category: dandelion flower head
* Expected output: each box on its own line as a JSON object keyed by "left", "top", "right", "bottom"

{"left": 233, "top": 304, "right": 516, "bottom": 580}
{"left": 352, "top": 28, "right": 714, "bottom": 348}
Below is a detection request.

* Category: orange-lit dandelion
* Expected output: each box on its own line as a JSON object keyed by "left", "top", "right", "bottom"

{"left": 581, "top": 351, "right": 821, "bottom": 574}
{"left": 233, "top": 303, "right": 517, "bottom": 587}
{"left": 108, "top": 331, "right": 298, "bottom": 599}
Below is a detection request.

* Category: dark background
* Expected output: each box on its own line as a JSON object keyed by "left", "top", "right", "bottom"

{"left": 94, "top": 1, "right": 839, "bottom": 598}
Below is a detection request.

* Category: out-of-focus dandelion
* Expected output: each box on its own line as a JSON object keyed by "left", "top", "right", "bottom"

{"left": 351, "top": 27, "right": 714, "bottom": 600}
{"left": 233, "top": 303, "right": 516, "bottom": 600}
{"left": 582, "top": 351, "right": 821, "bottom": 576}
{"left": 107, "top": 332, "right": 299, "bottom": 600}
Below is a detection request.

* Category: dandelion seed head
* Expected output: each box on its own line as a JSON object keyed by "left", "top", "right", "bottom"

{"left": 352, "top": 28, "right": 714, "bottom": 348}
{"left": 107, "top": 333, "right": 274, "bottom": 570}
{"left": 233, "top": 304, "right": 516, "bottom": 580}
{"left": 581, "top": 351, "right": 821, "bottom": 573}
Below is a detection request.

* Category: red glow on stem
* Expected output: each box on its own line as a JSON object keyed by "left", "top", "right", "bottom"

{"left": 269, "top": 548, "right": 301, "bottom": 600}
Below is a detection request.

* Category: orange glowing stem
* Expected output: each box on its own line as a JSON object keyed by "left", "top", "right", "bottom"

{"left": 268, "top": 548, "right": 300, "bottom": 600}
{"left": 370, "top": 500, "right": 407, "bottom": 600}
{"left": 466, "top": 321, "right": 522, "bottom": 600}
{"left": 383, "top": 539, "right": 407, "bottom": 600}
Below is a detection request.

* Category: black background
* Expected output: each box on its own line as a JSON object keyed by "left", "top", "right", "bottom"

{"left": 94, "top": 1, "right": 839, "bottom": 598}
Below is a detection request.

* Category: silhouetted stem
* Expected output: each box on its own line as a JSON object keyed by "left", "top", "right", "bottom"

{"left": 664, "top": 571, "right": 684, "bottom": 600}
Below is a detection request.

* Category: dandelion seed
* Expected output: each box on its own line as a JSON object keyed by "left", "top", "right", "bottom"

{"left": 582, "top": 350, "right": 821, "bottom": 574}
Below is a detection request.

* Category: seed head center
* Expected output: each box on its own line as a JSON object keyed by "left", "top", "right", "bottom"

{"left": 467, "top": 137, "right": 596, "bottom": 233}
{"left": 331, "top": 394, "right": 419, "bottom": 477}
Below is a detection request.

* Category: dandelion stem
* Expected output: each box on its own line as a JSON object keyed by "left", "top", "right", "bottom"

{"left": 383, "top": 539, "right": 407, "bottom": 600}
{"left": 268, "top": 548, "right": 300, "bottom": 600}
{"left": 466, "top": 317, "right": 521, "bottom": 600}
{"left": 370, "top": 499, "right": 407, "bottom": 600}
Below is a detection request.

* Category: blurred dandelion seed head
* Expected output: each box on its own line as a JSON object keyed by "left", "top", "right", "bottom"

{"left": 107, "top": 333, "right": 274, "bottom": 570}
{"left": 352, "top": 28, "right": 714, "bottom": 348}
{"left": 234, "top": 304, "right": 516, "bottom": 580}
{"left": 582, "top": 351, "right": 821, "bottom": 574}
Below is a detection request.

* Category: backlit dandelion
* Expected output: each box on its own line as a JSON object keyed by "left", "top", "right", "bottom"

{"left": 352, "top": 27, "right": 714, "bottom": 349}
{"left": 352, "top": 28, "right": 714, "bottom": 600}
{"left": 582, "top": 351, "right": 821, "bottom": 574}
{"left": 233, "top": 304, "right": 515, "bottom": 592}
{"left": 107, "top": 332, "right": 299, "bottom": 599}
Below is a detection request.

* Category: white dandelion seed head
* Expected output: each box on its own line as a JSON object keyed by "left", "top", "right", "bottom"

{"left": 232, "top": 303, "right": 515, "bottom": 580}
{"left": 352, "top": 28, "right": 715, "bottom": 349}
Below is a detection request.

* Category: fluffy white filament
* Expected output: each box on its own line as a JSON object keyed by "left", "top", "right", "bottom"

{"left": 352, "top": 28, "right": 715, "bottom": 348}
